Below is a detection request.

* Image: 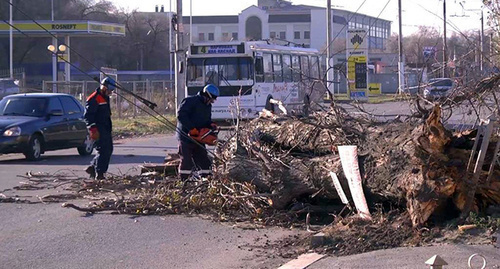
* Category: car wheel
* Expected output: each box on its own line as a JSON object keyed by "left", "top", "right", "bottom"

{"left": 77, "top": 134, "right": 94, "bottom": 156}
{"left": 24, "top": 134, "right": 43, "bottom": 161}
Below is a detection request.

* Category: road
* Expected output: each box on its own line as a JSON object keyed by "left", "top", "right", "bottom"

{"left": 0, "top": 135, "right": 297, "bottom": 269}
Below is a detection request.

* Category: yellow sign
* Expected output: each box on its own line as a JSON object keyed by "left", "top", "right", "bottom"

{"left": 0, "top": 21, "right": 125, "bottom": 36}
{"left": 368, "top": 83, "right": 381, "bottom": 95}
{"left": 347, "top": 55, "right": 366, "bottom": 91}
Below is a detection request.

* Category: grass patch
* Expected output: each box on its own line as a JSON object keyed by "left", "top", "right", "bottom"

{"left": 113, "top": 115, "right": 176, "bottom": 139}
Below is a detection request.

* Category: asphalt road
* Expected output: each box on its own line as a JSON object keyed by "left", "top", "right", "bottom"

{"left": 0, "top": 135, "right": 297, "bottom": 269}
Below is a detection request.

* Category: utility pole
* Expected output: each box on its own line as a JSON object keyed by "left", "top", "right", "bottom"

{"left": 169, "top": 0, "right": 173, "bottom": 90}
{"left": 480, "top": 9, "right": 484, "bottom": 72}
{"left": 326, "top": 0, "right": 333, "bottom": 96}
{"left": 175, "top": 0, "right": 186, "bottom": 113}
{"left": 9, "top": 0, "right": 13, "bottom": 79}
{"left": 398, "top": 0, "right": 405, "bottom": 94}
{"left": 442, "top": 0, "right": 448, "bottom": 77}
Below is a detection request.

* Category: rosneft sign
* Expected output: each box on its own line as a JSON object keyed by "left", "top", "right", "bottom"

{"left": 51, "top": 24, "right": 79, "bottom": 30}
{"left": 0, "top": 21, "right": 125, "bottom": 36}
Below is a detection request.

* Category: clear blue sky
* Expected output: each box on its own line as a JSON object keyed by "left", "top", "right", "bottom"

{"left": 111, "top": 0, "right": 486, "bottom": 35}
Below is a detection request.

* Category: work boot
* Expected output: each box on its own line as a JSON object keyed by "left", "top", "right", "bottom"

{"left": 84, "top": 165, "right": 96, "bottom": 179}
{"left": 96, "top": 172, "right": 106, "bottom": 180}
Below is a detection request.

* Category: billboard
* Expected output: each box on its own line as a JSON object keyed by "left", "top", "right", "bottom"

{"left": 346, "top": 29, "right": 368, "bottom": 101}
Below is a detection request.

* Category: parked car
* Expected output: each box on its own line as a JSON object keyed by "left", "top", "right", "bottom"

{"left": 423, "top": 78, "right": 454, "bottom": 100}
{"left": 0, "top": 79, "right": 20, "bottom": 99}
{"left": 0, "top": 93, "right": 93, "bottom": 160}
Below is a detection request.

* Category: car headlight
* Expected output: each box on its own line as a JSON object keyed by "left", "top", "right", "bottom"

{"left": 3, "top": 126, "right": 21, "bottom": 136}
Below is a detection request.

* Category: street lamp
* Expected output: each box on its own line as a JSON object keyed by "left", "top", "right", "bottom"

{"left": 47, "top": 44, "right": 68, "bottom": 92}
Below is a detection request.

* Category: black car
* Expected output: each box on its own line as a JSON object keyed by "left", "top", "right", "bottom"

{"left": 0, "top": 93, "right": 93, "bottom": 160}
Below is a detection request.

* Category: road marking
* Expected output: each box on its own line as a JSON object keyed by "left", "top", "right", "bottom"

{"left": 278, "top": 253, "right": 325, "bottom": 269}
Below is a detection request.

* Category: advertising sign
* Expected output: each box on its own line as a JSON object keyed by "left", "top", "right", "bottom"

{"left": 346, "top": 29, "right": 368, "bottom": 101}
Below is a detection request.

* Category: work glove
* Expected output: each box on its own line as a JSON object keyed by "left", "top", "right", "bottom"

{"left": 210, "top": 123, "right": 218, "bottom": 131}
{"left": 188, "top": 128, "right": 199, "bottom": 137}
{"left": 89, "top": 126, "right": 100, "bottom": 141}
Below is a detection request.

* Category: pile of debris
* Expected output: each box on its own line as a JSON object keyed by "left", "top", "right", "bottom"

{"left": 220, "top": 104, "right": 500, "bottom": 227}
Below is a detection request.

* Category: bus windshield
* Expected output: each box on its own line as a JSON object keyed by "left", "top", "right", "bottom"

{"left": 187, "top": 57, "right": 254, "bottom": 87}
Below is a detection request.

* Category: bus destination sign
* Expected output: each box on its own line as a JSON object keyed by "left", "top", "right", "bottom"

{"left": 197, "top": 45, "right": 237, "bottom": 54}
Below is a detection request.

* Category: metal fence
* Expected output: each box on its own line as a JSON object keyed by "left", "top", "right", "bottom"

{"left": 41, "top": 80, "right": 175, "bottom": 118}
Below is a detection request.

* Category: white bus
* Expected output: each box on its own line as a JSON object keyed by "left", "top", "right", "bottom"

{"left": 186, "top": 41, "right": 326, "bottom": 119}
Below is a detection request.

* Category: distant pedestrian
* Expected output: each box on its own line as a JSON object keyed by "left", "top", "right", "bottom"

{"left": 84, "top": 77, "right": 116, "bottom": 180}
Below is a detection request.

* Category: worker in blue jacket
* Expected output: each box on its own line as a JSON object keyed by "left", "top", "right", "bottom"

{"left": 84, "top": 77, "right": 116, "bottom": 180}
{"left": 176, "top": 84, "right": 219, "bottom": 180}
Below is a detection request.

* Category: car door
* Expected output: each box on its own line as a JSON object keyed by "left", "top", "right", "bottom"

{"left": 42, "top": 97, "right": 68, "bottom": 150}
{"left": 59, "top": 96, "right": 87, "bottom": 146}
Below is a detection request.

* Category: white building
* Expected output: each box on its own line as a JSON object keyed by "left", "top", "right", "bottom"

{"left": 182, "top": 0, "right": 391, "bottom": 52}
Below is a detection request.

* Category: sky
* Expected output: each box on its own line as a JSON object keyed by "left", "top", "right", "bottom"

{"left": 110, "top": 0, "right": 487, "bottom": 35}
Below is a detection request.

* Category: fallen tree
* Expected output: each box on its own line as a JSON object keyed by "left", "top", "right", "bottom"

{"left": 220, "top": 81, "right": 500, "bottom": 227}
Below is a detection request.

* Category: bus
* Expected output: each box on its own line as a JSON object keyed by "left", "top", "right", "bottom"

{"left": 186, "top": 41, "right": 326, "bottom": 119}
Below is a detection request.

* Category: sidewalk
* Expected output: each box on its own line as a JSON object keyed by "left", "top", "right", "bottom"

{"left": 307, "top": 244, "right": 500, "bottom": 269}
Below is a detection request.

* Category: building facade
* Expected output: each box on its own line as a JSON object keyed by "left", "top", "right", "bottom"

{"left": 182, "top": 0, "right": 391, "bottom": 52}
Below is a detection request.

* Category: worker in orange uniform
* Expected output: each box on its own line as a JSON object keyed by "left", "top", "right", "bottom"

{"left": 84, "top": 77, "right": 116, "bottom": 180}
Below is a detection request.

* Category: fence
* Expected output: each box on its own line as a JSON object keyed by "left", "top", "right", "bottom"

{"left": 41, "top": 80, "right": 175, "bottom": 119}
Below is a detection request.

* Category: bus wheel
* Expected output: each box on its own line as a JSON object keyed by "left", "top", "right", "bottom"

{"left": 265, "top": 95, "right": 275, "bottom": 113}
{"left": 303, "top": 94, "right": 310, "bottom": 116}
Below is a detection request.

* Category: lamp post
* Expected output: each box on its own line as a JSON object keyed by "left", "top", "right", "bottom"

{"left": 9, "top": 0, "right": 13, "bottom": 79}
{"left": 47, "top": 44, "right": 68, "bottom": 92}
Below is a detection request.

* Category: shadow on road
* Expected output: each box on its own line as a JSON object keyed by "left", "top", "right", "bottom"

{"left": 0, "top": 154, "right": 166, "bottom": 165}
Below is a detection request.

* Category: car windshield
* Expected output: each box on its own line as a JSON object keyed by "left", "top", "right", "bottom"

{"left": 429, "top": 79, "right": 453, "bottom": 87}
{"left": 0, "top": 97, "right": 47, "bottom": 117}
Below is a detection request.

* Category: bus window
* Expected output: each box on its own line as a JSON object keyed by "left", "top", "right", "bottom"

{"left": 263, "top": 53, "right": 273, "bottom": 83}
{"left": 311, "top": 56, "right": 320, "bottom": 79}
{"left": 204, "top": 58, "right": 220, "bottom": 85}
{"left": 273, "top": 54, "right": 283, "bottom": 83}
{"left": 187, "top": 58, "right": 205, "bottom": 85}
{"left": 300, "top": 55, "right": 310, "bottom": 81}
{"left": 282, "top": 54, "right": 292, "bottom": 82}
{"left": 292, "top": 55, "right": 301, "bottom": 82}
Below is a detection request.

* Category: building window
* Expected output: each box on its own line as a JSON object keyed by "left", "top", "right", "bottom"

{"left": 280, "top": 31, "right": 286, "bottom": 39}
{"left": 198, "top": 33, "right": 205, "bottom": 41}
{"left": 294, "top": 31, "right": 300, "bottom": 39}
{"left": 232, "top": 32, "right": 238, "bottom": 40}
{"left": 208, "top": 33, "right": 214, "bottom": 41}
{"left": 304, "top": 31, "right": 310, "bottom": 39}
{"left": 270, "top": 32, "right": 276, "bottom": 38}
{"left": 222, "top": 32, "right": 229, "bottom": 41}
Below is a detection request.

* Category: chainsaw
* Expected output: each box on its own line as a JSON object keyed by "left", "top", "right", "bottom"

{"left": 189, "top": 127, "right": 218, "bottom": 145}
